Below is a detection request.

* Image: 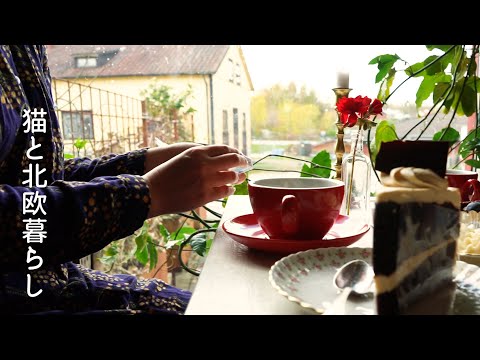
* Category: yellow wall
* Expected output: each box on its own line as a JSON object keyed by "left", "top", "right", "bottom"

{"left": 212, "top": 45, "right": 252, "bottom": 154}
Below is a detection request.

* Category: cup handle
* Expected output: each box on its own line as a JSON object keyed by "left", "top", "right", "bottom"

{"left": 281, "top": 195, "right": 299, "bottom": 235}
{"left": 461, "top": 179, "right": 480, "bottom": 202}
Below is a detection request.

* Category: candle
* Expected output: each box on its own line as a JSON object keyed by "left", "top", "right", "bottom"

{"left": 337, "top": 71, "right": 350, "bottom": 88}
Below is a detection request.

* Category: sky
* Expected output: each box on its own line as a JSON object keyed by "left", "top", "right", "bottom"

{"left": 241, "top": 45, "right": 432, "bottom": 106}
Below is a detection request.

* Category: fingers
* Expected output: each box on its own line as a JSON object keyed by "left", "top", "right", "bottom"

{"left": 209, "top": 170, "right": 247, "bottom": 187}
{"left": 204, "top": 144, "right": 243, "bottom": 157}
{"left": 209, "top": 153, "right": 249, "bottom": 172}
{"left": 210, "top": 185, "right": 236, "bottom": 200}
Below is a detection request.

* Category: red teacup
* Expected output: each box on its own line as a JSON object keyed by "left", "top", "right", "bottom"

{"left": 446, "top": 170, "right": 480, "bottom": 203}
{"left": 248, "top": 177, "right": 344, "bottom": 240}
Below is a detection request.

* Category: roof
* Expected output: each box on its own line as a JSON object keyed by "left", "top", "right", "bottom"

{"left": 47, "top": 45, "right": 231, "bottom": 78}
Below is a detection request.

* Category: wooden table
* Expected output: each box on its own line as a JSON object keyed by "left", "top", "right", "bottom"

{"left": 185, "top": 195, "right": 373, "bottom": 315}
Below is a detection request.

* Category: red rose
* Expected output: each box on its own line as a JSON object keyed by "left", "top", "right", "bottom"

{"left": 337, "top": 97, "right": 359, "bottom": 127}
{"left": 336, "top": 95, "right": 381, "bottom": 128}
{"left": 369, "top": 98, "right": 383, "bottom": 115}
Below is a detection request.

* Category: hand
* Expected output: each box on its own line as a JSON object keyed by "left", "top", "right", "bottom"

{"left": 143, "top": 144, "right": 248, "bottom": 218}
{"left": 144, "top": 142, "right": 203, "bottom": 173}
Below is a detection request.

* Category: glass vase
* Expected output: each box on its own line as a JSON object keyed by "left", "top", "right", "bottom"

{"left": 340, "top": 128, "right": 371, "bottom": 220}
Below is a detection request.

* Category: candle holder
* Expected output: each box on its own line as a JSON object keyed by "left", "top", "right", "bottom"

{"left": 332, "top": 87, "right": 352, "bottom": 180}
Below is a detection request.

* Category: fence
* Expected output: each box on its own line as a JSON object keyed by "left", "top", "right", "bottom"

{"left": 52, "top": 79, "right": 194, "bottom": 158}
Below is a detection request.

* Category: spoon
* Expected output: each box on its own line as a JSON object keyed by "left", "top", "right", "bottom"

{"left": 324, "top": 259, "right": 374, "bottom": 315}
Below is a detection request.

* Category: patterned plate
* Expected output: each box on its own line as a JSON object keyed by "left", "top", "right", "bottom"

{"left": 269, "top": 247, "right": 480, "bottom": 315}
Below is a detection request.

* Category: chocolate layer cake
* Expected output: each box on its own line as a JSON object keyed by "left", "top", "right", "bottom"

{"left": 373, "top": 141, "right": 460, "bottom": 315}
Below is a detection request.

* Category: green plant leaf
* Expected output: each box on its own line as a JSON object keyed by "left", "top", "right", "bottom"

{"left": 104, "top": 244, "right": 119, "bottom": 257}
{"left": 432, "top": 127, "right": 460, "bottom": 145}
{"left": 73, "top": 138, "right": 88, "bottom": 150}
{"left": 374, "top": 121, "right": 398, "bottom": 161}
{"left": 301, "top": 150, "right": 331, "bottom": 178}
{"left": 377, "top": 68, "right": 396, "bottom": 102}
{"left": 415, "top": 74, "right": 451, "bottom": 109}
{"left": 191, "top": 233, "right": 208, "bottom": 256}
{"left": 459, "top": 132, "right": 480, "bottom": 159}
{"left": 64, "top": 153, "right": 74, "bottom": 159}
{"left": 234, "top": 179, "right": 248, "bottom": 195}
{"left": 157, "top": 224, "right": 170, "bottom": 240}
{"left": 147, "top": 242, "right": 158, "bottom": 271}
{"left": 465, "top": 159, "right": 480, "bottom": 168}
{"left": 433, "top": 83, "right": 450, "bottom": 104}
{"left": 173, "top": 226, "right": 196, "bottom": 241}
{"left": 165, "top": 239, "right": 183, "bottom": 250}
{"left": 368, "top": 54, "right": 401, "bottom": 84}
{"left": 460, "top": 85, "right": 477, "bottom": 116}
{"left": 426, "top": 45, "right": 454, "bottom": 52}
{"left": 205, "top": 238, "right": 213, "bottom": 255}
{"left": 405, "top": 61, "right": 425, "bottom": 77}
{"left": 134, "top": 221, "right": 150, "bottom": 263}
{"left": 423, "top": 55, "right": 449, "bottom": 76}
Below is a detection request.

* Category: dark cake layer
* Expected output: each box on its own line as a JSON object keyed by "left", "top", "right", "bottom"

{"left": 373, "top": 201, "right": 459, "bottom": 315}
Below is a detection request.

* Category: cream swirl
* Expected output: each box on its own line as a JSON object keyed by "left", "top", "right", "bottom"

{"left": 381, "top": 167, "right": 448, "bottom": 189}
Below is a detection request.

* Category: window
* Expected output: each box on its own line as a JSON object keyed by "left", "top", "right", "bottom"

{"left": 75, "top": 56, "right": 97, "bottom": 68}
{"left": 228, "top": 59, "right": 234, "bottom": 83}
{"left": 235, "top": 63, "right": 241, "bottom": 86}
{"left": 222, "top": 110, "right": 229, "bottom": 145}
{"left": 233, "top": 108, "right": 239, "bottom": 148}
{"left": 62, "top": 111, "right": 94, "bottom": 139}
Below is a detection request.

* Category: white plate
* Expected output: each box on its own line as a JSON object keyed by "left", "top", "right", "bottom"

{"left": 269, "top": 247, "right": 480, "bottom": 315}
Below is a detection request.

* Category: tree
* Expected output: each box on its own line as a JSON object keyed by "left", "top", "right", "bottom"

{"left": 141, "top": 83, "right": 196, "bottom": 143}
{"left": 250, "top": 82, "right": 334, "bottom": 139}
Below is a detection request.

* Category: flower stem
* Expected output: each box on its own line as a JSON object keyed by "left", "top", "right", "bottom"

{"left": 346, "top": 127, "right": 361, "bottom": 215}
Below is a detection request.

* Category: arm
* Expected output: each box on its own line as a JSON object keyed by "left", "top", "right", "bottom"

{"left": 0, "top": 174, "right": 150, "bottom": 272}
{"left": 64, "top": 143, "right": 202, "bottom": 182}
{"left": 63, "top": 148, "right": 148, "bottom": 181}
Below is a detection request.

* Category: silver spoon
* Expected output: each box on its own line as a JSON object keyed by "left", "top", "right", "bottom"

{"left": 324, "top": 259, "right": 374, "bottom": 315}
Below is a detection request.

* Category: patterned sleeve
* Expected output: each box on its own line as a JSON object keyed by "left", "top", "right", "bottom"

{"left": 64, "top": 148, "right": 148, "bottom": 181}
{"left": 0, "top": 174, "right": 150, "bottom": 272}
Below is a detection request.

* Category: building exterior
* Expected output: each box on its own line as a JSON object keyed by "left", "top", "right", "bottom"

{"left": 47, "top": 45, "right": 254, "bottom": 155}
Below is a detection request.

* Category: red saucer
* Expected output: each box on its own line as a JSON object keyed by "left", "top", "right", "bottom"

{"left": 222, "top": 214, "right": 370, "bottom": 254}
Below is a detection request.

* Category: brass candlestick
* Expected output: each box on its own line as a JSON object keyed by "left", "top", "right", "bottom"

{"left": 332, "top": 87, "right": 352, "bottom": 180}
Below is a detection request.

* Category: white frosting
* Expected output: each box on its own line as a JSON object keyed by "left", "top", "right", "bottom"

{"left": 376, "top": 167, "right": 461, "bottom": 208}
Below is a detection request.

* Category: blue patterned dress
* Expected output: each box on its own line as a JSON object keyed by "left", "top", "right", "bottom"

{"left": 0, "top": 45, "right": 191, "bottom": 315}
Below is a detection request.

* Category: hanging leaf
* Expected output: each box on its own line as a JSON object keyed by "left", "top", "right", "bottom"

{"left": 64, "top": 153, "right": 74, "bottom": 159}
{"left": 165, "top": 239, "right": 183, "bottom": 250}
{"left": 426, "top": 45, "right": 454, "bottom": 52}
{"left": 191, "top": 233, "right": 208, "bottom": 256}
{"left": 368, "top": 54, "right": 401, "bottom": 83}
{"left": 157, "top": 223, "right": 170, "bottom": 240}
{"left": 146, "top": 242, "right": 158, "bottom": 271}
{"left": 234, "top": 179, "right": 249, "bottom": 195}
{"left": 300, "top": 150, "right": 331, "bottom": 178}
{"left": 377, "top": 68, "right": 396, "bottom": 102}
{"left": 432, "top": 127, "right": 460, "bottom": 145}
{"left": 465, "top": 159, "right": 480, "bottom": 168}
{"left": 459, "top": 132, "right": 480, "bottom": 159}
{"left": 460, "top": 85, "right": 477, "bottom": 116}
{"left": 405, "top": 61, "right": 426, "bottom": 77}
{"left": 135, "top": 244, "right": 149, "bottom": 266}
{"left": 415, "top": 74, "right": 451, "bottom": 109}
{"left": 433, "top": 83, "right": 450, "bottom": 104}
{"left": 374, "top": 121, "right": 398, "bottom": 161}
{"left": 173, "top": 226, "right": 196, "bottom": 241}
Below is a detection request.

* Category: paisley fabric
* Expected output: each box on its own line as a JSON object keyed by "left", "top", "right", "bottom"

{"left": 0, "top": 45, "right": 191, "bottom": 315}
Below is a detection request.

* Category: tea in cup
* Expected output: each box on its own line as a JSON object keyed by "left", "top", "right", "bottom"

{"left": 247, "top": 177, "right": 344, "bottom": 240}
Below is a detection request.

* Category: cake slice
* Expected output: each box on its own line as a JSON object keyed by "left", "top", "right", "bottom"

{"left": 373, "top": 141, "right": 460, "bottom": 315}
